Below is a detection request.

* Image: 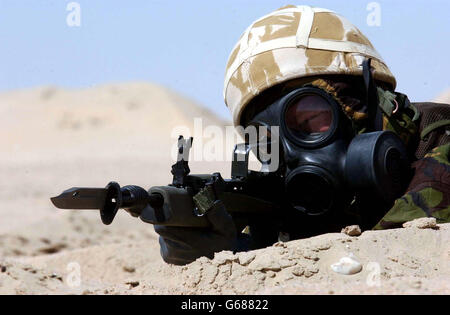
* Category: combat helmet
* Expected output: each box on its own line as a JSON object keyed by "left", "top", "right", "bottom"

{"left": 223, "top": 5, "right": 397, "bottom": 127}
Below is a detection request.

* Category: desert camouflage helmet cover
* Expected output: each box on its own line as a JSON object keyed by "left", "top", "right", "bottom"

{"left": 224, "top": 5, "right": 397, "bottom": 126}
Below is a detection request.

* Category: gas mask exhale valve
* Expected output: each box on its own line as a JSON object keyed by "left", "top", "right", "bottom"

{"left": 249, "top": 87, "right": 411, "bottom": 216}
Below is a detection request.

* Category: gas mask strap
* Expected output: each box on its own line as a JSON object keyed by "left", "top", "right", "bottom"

{"left": 363, "top": 58, "right": 383, "bottom": 132}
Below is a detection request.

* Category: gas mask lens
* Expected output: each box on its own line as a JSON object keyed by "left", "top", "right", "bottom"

{"left": 285, "top": 95, "right": 333, "bottom": 136}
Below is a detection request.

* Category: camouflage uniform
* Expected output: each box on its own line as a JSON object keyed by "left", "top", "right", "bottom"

{"left": 375, "top": 103, "right": 450, "bottom": 229}
{"left": 223, "top": 5, "right": 450, "bottom": 230}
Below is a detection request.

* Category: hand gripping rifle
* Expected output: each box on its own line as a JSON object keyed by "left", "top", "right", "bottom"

{"left": 51, "top": 136, "right": 282, "bottom": 232}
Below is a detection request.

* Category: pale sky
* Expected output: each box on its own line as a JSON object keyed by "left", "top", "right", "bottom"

{"left": 1, "top": 0, "right": 449, "bottom": 119}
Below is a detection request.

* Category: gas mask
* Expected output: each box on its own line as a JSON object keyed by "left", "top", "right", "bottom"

{"left": 248, "top": 85, "right": 411, "bottom": 216}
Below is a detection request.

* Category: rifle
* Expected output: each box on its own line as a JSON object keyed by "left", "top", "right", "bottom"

{"left": 51, "top": 136, "right": 282, "bottom": 233}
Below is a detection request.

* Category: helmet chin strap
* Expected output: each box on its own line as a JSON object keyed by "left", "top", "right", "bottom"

{"left": 363, "top": 58, "right": 383, "bottom": 132}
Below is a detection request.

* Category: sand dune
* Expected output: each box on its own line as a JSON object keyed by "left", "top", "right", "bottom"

{"left": 0, "top": 83, "right": 449, "bottom": 295}
{"left": 0, "top": 82, "right": 231, "bottom": 232}
{"left": 1, "top": 82, "right": 228, "bottom": 161}
{"left": 434, "top": 89, "right": 450, "bottom": 104}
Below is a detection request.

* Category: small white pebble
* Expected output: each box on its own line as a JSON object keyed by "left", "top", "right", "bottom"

{"left": 331, "top": 256, "right": 362, "bottom": 275}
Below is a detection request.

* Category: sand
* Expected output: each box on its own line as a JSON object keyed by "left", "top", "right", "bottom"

{"left": 435, "top": 89, "right": 450, "bottom": 104}
{"left": 0, "top": 83, "right": 449, "bottom": 295}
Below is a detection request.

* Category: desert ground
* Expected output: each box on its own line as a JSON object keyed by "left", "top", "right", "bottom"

{"left": 0, "top": 83, "right": 448, "bottom": 295}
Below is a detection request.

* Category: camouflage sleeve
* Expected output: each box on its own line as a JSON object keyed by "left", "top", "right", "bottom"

{"left": 374, "top": 143, "right": 450, "bottom": 230}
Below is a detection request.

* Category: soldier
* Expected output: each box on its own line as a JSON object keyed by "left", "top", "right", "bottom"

{"left": 155, "top": 5, "right": 450, "bottom": 265}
